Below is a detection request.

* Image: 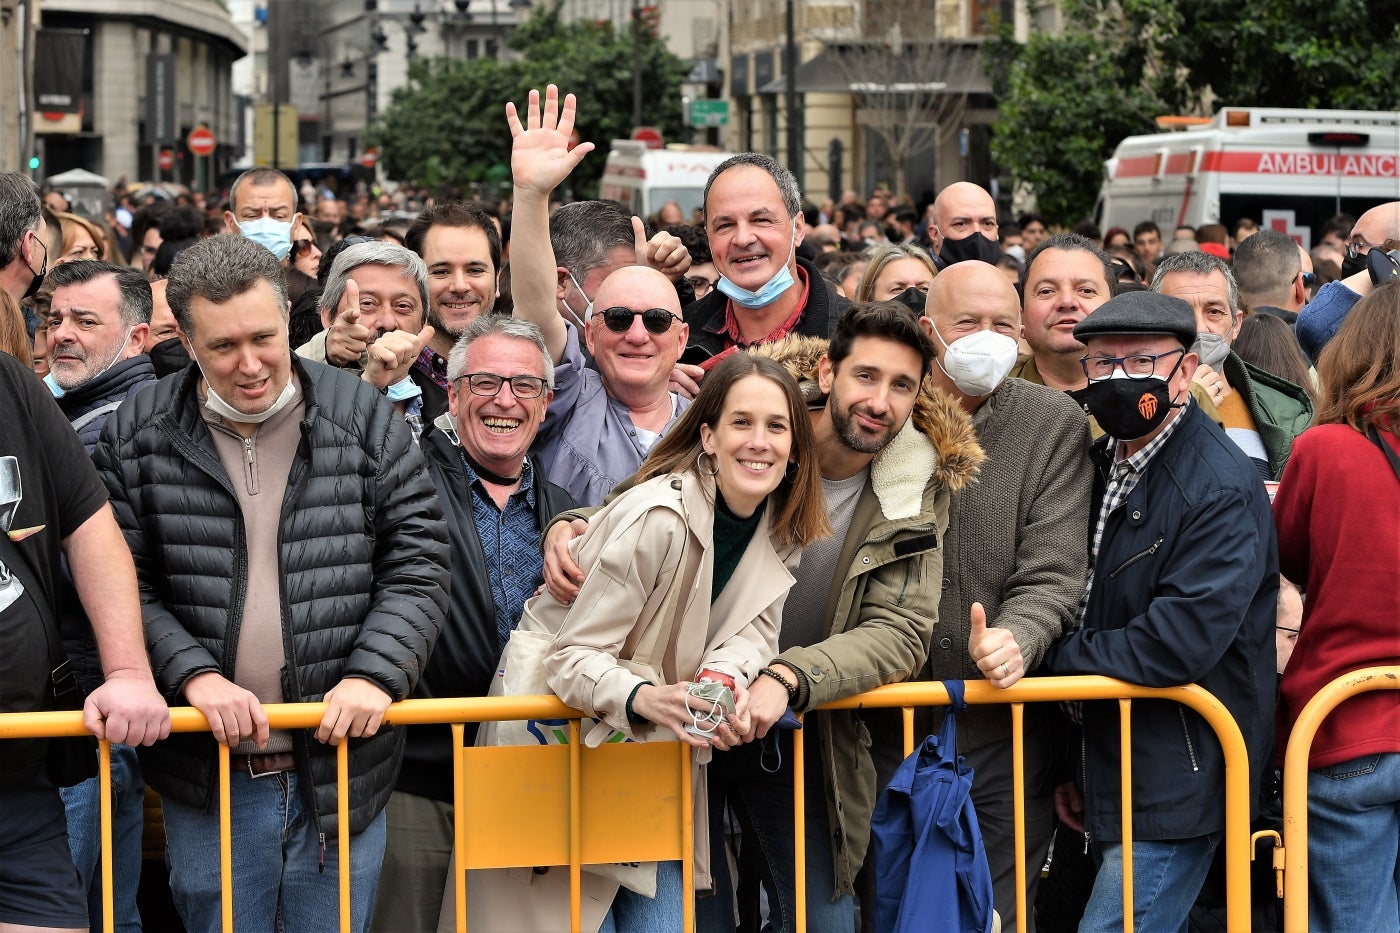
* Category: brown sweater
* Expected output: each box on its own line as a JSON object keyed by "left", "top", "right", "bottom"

{"left": 201, "top": 378, "right": 305, "bottom": 754}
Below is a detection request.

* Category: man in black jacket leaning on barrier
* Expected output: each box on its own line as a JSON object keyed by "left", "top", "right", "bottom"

{"left": 94, "top": 234, "right": 449, "bottom": 933}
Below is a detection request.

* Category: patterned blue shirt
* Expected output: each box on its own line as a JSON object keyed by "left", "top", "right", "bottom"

{"left": 459, "top": 451, "right": 544, "bottom": 651}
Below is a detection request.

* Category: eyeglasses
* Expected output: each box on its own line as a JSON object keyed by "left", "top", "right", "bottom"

{"left": 598, "top": 306, "right": 681, "bottom": 335}
{"left": 1300, "top": 271, "right": 1317, "bottom": 288}
{"left": 686, "top": 275, "right": 716, "bottom": 294}
{"left": 1080, "top": 347, "right": 1185, "bottom": 380}
{"left": 1109, "top": 258, "right": 1141, "bottom": 283}
{"left": 458, "top": 372, "right": 548, "bottom": 399}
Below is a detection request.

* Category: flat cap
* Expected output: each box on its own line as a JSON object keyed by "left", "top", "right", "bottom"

{"left": 1072, "top": 289, "right": 1197, "bottom": 349}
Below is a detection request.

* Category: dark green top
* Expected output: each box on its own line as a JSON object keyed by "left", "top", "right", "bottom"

{"left": 710, "top": 492, "right": 764, "bottom": 604}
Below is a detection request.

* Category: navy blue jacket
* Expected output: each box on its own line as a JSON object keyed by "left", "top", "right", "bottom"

{"left": 1041, "top": 403, "right": 1277, "bottom": 843}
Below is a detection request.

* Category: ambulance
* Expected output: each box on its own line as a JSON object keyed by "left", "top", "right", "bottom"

{"left": 1097, "top": 108, "right": 1400, "bottom": 247}
{"left": 598, "top": 141, "right": 732, "bottom": 221}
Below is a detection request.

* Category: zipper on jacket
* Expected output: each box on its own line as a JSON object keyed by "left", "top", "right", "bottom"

{"left": 1177, "top": 708, "right": 1200, "bottom": 772}
{"left": 318, "top": 832, "right": 326, "bottom": 873}
{"left": 1107, "top": 536, "right": 1164, "bottom": 579}
{"left": 243, "top": 437, "right": 259, "bottom": 495}
{"left": 1081, "top": 728, "right": 1091, "bottom": 853}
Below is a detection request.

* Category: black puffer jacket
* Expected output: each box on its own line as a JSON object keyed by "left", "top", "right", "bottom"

{"left": 93, "top": 357, "right": 449, "bottom": 837}
{"left": 57, "top": 354, "right": 157, "bottom": 454}
{"left": 396, "top": 424, "right": 577, "bottom": 803}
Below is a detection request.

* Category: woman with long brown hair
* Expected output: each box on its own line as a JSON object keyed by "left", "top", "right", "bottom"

{"left": 473, "top": 350, "right": 829, "bottom": 932}
{"left": 0, "top": 290, "right": 33, "bottom": 368}
{"left": 1272, "top": 281, "right": 1400, "bottom": 931}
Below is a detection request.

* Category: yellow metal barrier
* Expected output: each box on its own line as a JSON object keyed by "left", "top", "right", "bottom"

{"left": 1, "top": 678, "right": 1256, "bottom": 933}
{"left": 1281, "top": 666, "right": 1400, "bottom": 932}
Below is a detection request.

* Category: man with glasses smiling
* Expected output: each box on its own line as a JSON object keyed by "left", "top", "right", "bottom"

{"left": 372, "top": 314, "right": 576, "bottom": 933}
{"left": 1041, "top": 289, "right": 1276, "bottom": 933}
{"left": 507, "top": 87, "right": 692, "bottom": 505}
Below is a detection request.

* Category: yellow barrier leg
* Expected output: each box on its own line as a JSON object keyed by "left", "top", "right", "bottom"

{"left": 1011, "top": 704, "right": 1026, "bottom": 933}
{"left": 681, "top": 743, "right": 694, "bottom": 933}
{"left": 569, "top": 719, "right": 582, "bottom": 933}
{"left": 1119, "top": 699, "right": 1133, "bottom": 933}
{"left": 901, "top": 706, "right": 914, "bottom": 758}
{"left": 338, "top": 740, "right": 351, "bottom": 933}
{"left": 793, "top": 715, "right": 806, "bottom": 933}
{"left": 99, "top": 740, "right": 114, "bottom": 933}
{"left": 452, "top": 723, "right": 467, "bottom": 933}
{"left": 220, "top": 743, "right": 233, "bottom": 933}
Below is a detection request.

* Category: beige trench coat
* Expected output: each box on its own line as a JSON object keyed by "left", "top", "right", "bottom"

{"left": 449, "top": 471, "right": 799, "bottom": 933}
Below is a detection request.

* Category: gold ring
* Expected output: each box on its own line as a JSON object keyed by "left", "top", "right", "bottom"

{"left": 1001, "top": 662, "right": 1012, "bottom": 678}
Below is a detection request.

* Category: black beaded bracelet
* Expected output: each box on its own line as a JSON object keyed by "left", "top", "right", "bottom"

{"left": 758, "top": 667, "right": 798, "bottom": 705}
{"left": 625, "top": 681, "right": 652, "bottom": 725}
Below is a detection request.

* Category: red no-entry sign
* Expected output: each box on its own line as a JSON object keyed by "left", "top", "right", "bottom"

{"left": 158, "top": 149, "right": 175, "bottom": 171}
{"left": 187, "top": 126, "right": 216, "bottom": 156}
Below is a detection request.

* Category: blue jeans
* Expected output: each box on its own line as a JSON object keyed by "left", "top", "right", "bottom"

{"left": 160, "top": 769, "right": 387, "bottom": 933}
{"left": 60, "top": 743, "right": 146, "bottom": 933}
{"left": 699, "top": 734, "right": 855, "bottom": 933}
{"left": 1078, "top": 834, "right": 1220, "bottom": 933}
{"left": 1307, "top": 751, "right": 1400, "bottom": 931}
{"left": 600, "top": 860, "right": 685, "bottom": 933}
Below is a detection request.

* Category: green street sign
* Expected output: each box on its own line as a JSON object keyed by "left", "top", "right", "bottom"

{"left": 689, "top": 99, "right": 730, "bottom": 128}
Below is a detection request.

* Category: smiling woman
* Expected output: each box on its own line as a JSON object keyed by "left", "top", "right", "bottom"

{"left": 472, "top": 352, "right": 830, "bottom": 932}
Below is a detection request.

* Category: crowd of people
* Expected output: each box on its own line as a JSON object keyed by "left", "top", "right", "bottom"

{"left": 0, "top": 81, "right": 1396, "bottom": 933}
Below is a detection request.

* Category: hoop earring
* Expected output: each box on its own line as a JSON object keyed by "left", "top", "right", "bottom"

{"left": 696, "top": 451, "right": 719, "bottom": 477}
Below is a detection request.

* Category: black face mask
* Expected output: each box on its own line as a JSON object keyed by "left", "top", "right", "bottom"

{"left": 21, "top": 235, "right": 47, "bottom": 301}
{"left": 892, "top": 286, "right": 926, "bottom": 314}
{"left": 1070, "top": 356, "right": 1186, "bottom": 441}
{"left": 147, "top": 337, "right": 192, "bottom": 379}
{"left": 1341, "top": 250, "right": 1368, "bottom": 279}
{"left": 939, "top": 232, "right": 1002, "bottom": 268}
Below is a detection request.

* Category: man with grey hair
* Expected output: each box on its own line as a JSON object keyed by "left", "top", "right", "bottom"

{"left": 1232, "top": 229, "right": 1312, "bottom": 325}
{"left": 372, "top": 314, "right": 576, "bottom": 933}
{"left": 1152, "top": 251, "right": 1312, "bottom": 479}
{"left": 0, "top": 171, "right": 50, "bottom": 305}
{"left": 39, "top": 260, "right": 157, "bottom": 932}
{"left": 683, "top": 151, "right": 849, "bottom": 364}
{"left": 299, "top": 240, "right": 438, "bottom": 435}
{"left": 223, "top": 167, "right": 302, "bottom": 263}
{"left": 93, "top": 233, "right": 449, "bottom": 933}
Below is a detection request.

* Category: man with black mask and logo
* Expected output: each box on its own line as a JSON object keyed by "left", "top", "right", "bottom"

{"left": 929, "top": 181, "right": 1003, "bottom": 269}
{"left": 1042, "top": 290, "right": 1277, "bottom": 933}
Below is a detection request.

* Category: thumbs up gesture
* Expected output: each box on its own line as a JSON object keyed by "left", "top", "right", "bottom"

{"left": 968, "top": 601, "right": 1025, "bottom": 689}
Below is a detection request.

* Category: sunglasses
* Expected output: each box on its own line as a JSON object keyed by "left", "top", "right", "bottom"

{"left": 1300, "top": 271, "right": 1317, "bottom": 288}
{"left": 292, "top": 238, "right": 316, "bottom": 257}
{"left": 598, "top": 306, "right": 681, "bottom": 335}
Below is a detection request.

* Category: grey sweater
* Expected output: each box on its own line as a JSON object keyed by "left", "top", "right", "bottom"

{"left": 923, "top": 377, "right": 1094, "bottom": 751}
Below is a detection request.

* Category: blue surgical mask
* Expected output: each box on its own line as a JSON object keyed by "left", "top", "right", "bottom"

{"left": 43, "top": 372, "right": 65, "bottom": 398}
{"left": 385, "top": 375, "right": 422, "bottom": 403}
{"left": 716, "top": 226, "right": 798, "bottom": 309}
{"left": 237, "top": 217, "right": 294, "bottom": 262}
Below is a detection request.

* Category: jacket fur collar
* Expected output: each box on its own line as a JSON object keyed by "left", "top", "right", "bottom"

{"left": 751, "top": 334, "right": 983, "bottom": 520}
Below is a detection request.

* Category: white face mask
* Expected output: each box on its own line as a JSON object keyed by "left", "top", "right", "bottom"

{"left": 562, "top": 269, "right": 593, "bottom": 329}
{"left": 932, "top": 327, "right": 1020, "bottom": 397}
{"left": 199, "top": 368, "right": 299, "bottom": 425}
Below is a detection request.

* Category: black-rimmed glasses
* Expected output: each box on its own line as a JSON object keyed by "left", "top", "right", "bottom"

{"left": 459, "top": 372, "right": 548, "bottom": 399}
{"left": 599, "top": 306, "right": 681, "bottom": 335}
{"left": 1080, "top": 347, "right": 1185, "bottom": 380}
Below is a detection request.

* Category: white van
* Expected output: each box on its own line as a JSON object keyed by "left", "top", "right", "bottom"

{"left": 598, "top": 141, "right": 732, "bottom": 221}
{"left": 1097, "top": 108, "right": 1400, "bottom": 246}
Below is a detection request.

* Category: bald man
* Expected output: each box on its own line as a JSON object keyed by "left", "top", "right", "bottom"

{"left": 866, "top": 261, "right": 1093, "bottom": 932}
{"left": 930, "top": 181, "right": 1003, "bottom": 267}
{"left": 1297, "top": 200, "right": 1400, "bottom": 360}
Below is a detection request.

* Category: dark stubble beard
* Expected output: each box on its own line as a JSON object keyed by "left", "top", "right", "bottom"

{"left": 829, "top": 392, "right": 895, "bottom": 455}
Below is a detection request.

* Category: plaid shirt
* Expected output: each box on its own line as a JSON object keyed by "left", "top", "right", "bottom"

{"left": 1074, "top": 399, "right": 1194, "bottom": 627}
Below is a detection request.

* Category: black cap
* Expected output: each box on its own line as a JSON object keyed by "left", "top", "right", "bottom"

{"left": 1072, "top": 290, "right": 1197, "bottom": 349}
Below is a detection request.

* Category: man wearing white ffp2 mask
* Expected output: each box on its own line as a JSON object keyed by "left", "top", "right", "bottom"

{"left": 223, "top": 167, "right": 302, "bottom": 262}
{"left": 919, "top": 261, "right": 1021, "bottom": 402}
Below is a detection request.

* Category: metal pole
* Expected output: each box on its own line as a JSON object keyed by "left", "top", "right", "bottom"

{"left": 784, "top": 0, "right": 799, "bottom": 181}
{"left": 631, "top": 0, "right": 642, "bottom": 128}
